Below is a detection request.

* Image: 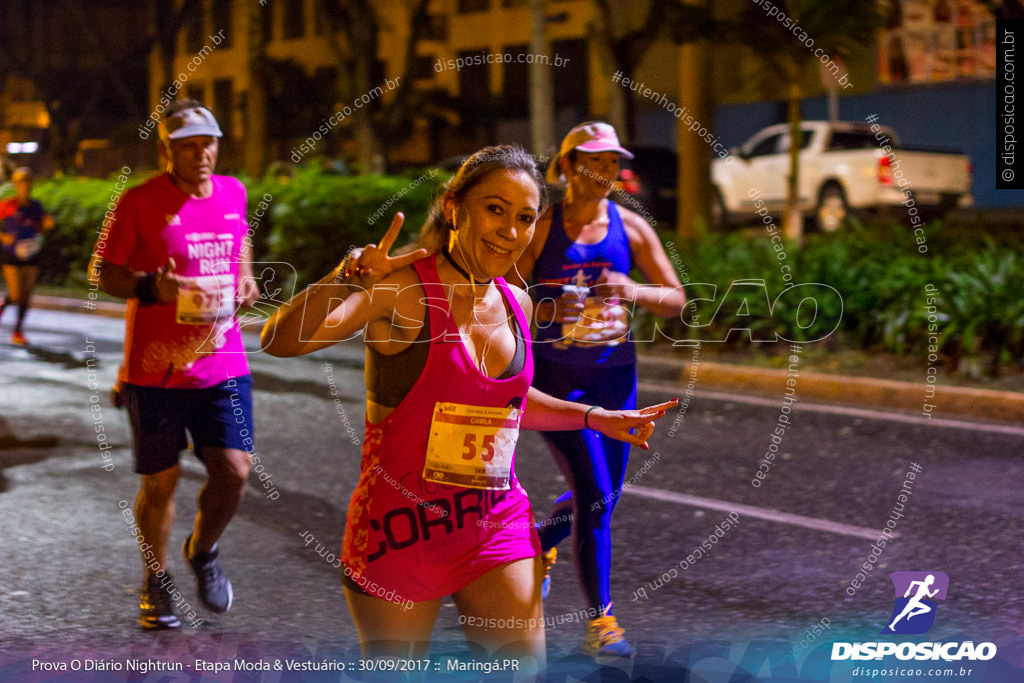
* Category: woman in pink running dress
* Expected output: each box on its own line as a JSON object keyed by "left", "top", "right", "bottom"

{"left": 262, "top": 146, "right": 673, "bottom": 674}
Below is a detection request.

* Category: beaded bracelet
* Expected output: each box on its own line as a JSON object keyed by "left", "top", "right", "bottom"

{"left": 333, "top": 251, "right": 355, "bottom": 284}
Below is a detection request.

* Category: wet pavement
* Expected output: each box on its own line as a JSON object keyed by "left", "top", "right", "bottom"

{"left": 1, "top": 308, "right": 1022, "bottom": 682}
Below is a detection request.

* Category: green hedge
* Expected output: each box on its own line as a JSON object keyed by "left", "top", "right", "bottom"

{"left": 23, "top": 170, "right": 144, "bottom": 287}
{"left": 642, "top": 219, "right": 1024, "bottom": 376}
{"left": 7, "top": 165, "right": 446, "bottom": 289}
{"left": 9, "top": 172, "right": 1021, "bottom": 375}
{"left": 246, "top": 165, "right": 444, "bottom": 289}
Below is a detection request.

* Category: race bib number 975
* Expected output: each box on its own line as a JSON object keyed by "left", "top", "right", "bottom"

{"left": 423, "top": 402, "right": 521, "bottom": 490}
{"left": 176, "top": 274, "right": 235, "bottom": 325}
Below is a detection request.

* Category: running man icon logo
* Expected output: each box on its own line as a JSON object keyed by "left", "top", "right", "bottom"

{"left": 881, "top": 571, "right": 949, "bottom": 635}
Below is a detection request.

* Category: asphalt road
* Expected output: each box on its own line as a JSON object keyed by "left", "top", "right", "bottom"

{"left": 1, "top": 308, "right": 1022, "bottom": 682}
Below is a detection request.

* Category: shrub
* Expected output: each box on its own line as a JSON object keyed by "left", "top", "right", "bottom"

{"left": 2, "top": 167, "right": 445, "bottom": 291}
{"left": 257, "top": 166, "right": 444, "bottom": 289}
{"left": 644, "top": 219, "right": 1024, "bottom": 375}
{"left": 12, "top": 171, "right": 144, "bottom": 286}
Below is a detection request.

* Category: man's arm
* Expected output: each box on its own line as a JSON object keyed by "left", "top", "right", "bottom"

{"left": 97, "top": 258, "right": 180, "bottom": 303}
{"left": 236, "top": 239, "right": 259, "bottom": 308}
{"left": 96, "top": 259, "right": 141, "bottom": 299}
{"left": 94, "top": 187, "right": 182, "bottom": 303}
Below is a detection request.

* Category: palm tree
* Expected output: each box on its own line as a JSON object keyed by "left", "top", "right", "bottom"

{"left": 729, "top": 0, "right": 882, "bottom": 243}
{"left": 530, "top": 0, "right": 555, "bottom": 157}
{"left": 149, "top": 0, "right": 203, "bottom": 93}
{"left": 318, "top": 0, "right": 431, "bottom": 174}
{"left": 591, "top": 0, "right": 710, "bottom": 139}
{"left": 246, "top": 2, "right": 268, "bottom": 177}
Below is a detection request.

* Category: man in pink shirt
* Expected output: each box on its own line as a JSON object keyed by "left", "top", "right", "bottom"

{"left": 94, "top": 100, "right": 258, "bottom": 629}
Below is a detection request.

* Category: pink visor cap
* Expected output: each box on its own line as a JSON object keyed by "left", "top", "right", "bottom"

{"left": 547, "top": 121, "right": 633, "bottom": 182}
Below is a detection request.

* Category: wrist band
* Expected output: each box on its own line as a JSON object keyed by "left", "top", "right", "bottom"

{"left": 134, "top": 273, "right": 158, "bottom": 305}
{"left": 584, "top": 405, "right": 599, "bottom": 430}
{"left": 333, "top": 251, "right": 355, "bottom": 284}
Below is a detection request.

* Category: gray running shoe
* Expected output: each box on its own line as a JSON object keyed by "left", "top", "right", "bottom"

{"left": 183, "top": 534, "right": 233, "bottom": 612}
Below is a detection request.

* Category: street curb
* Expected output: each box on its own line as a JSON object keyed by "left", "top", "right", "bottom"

{"left": 34, "top": 295, "right": 126, "bottom": 320}
{"left": 637, "top": 355, "right": 1024, "bottom": 424}
{"left": 30, "top": 297, "right": 1024, "bottom": 424}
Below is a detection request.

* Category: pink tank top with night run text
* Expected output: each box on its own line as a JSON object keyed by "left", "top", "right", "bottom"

{"left": 96, "top": 173, "right": 249, "bottom": 388}
{"left": 341, "top": 254, "right": 540, "bottom": 604}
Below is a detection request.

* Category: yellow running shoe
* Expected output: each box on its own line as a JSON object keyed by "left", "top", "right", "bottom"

{"left": 582, "top": 603, "right": 634, "bottom": 658}
{"left": 540, "top": 548, "right": 557, "bottom": 599}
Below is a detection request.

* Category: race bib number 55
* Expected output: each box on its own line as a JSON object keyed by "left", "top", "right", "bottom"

{"left": 423, "top": 402, "right": 521, "bottom": 490}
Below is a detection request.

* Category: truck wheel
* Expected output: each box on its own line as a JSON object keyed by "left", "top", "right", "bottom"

{"left": 710, "top": 187, "right": 729, "bottom": 232}
{"left": 815, "top": 184, "right": 848, "bottom": 232}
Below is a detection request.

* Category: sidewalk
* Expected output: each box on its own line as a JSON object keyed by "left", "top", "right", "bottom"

{"left": 31, "top": 296, "right": 1024, "bottom": 424}
{"left": 636, "top": 355, "right": 1024, "bottom": 424}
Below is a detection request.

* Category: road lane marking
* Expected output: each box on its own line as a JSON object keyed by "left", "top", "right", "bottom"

{"left": 637, "top": 381, "right": 1024, "bottom": 437}
{"left": 624, "top": 485, "right": 883, "bottom": 540}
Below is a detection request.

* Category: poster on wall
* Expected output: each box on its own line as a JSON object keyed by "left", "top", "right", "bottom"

{"left": 878, "top": 0, "right": 997, "bottom": 85}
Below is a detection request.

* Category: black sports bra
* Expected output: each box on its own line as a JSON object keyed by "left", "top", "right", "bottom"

{"left": 365, "top": 298, "right": 527, "bottom": 408}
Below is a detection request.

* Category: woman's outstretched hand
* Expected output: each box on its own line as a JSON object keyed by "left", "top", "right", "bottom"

{"left": 588, "top": 399, "right": 678, "bottom": 450}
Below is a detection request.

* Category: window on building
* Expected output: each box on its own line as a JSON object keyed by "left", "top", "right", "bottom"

{"left": 422, "top": 14, "right": 448, "bottom": 41}
{"left": 552, "top": 39, "right": 586, "bottom": 110}
{"left": 413, "top": 55, "right": 437, "bottom": 81}
{"left": 187, "top": 85, "right": 206, "bottom": 104}
{"left": 314, "top": 1, "right": 328, "bottom": 35}
{"left": 458, "top": 0, "right": 490, "bottom": 13}
{"left": 283, "top": 0, "right": 304, "bottom": 39}
{"left": 185, "top": 4, "right": 205, "bottom": 53}
{"left": 213, "top": 79, "right": 233, "bottom": 139}
{"left": 502, "top": 45, "right": 529, "bottom": 117}
{"left": 502, "top": 0, "right": 528, "bottom": 6}
{"left": 313, "top": 66, "right": 338, "bottom": 88}
{"left": 458, "top": 49, "right": 490, "bottom": 109}
{"left": 371, "top": 59, "right": 387, "bottom": 92}
{"left": 212, "top": 0, "right": 232, "bottom": 47}
{"left": 263, "top": 2, "right": 274, "bottom": 42}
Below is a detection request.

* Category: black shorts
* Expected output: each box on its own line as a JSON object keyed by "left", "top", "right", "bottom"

{"left": 0, "top": 250, "right": 40, "bottom": 267}
{"left": 122, "top": 375, "right": 254, "bottom": 475}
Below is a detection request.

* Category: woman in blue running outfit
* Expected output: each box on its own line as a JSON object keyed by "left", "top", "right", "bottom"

{"left": 508, "top": 122, "right": 687, "bottom": 658}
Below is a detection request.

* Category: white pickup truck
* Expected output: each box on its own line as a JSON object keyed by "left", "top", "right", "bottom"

{"left": 711, "top": 121, "right": 973, "bottom": 232}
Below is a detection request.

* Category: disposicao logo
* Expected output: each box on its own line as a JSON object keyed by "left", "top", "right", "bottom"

{"left": 882, "top": 571, "right": 948, "bottom": 635}
{"left": 831, "top": 571, "right": 997, "bottom": 662}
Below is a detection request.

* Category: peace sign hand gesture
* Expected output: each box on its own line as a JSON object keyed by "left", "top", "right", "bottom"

{"left": 336, "top": 212, "right": 428, "bottom": 286}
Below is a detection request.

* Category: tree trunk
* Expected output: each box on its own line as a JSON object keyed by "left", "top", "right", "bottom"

{"left": 352, "top": 52, "right": 380, "bottom": 173}
{"left": 590, "top": 9, "right": 626, "bottom": 133}
{"left": 149, "top": 0, "right": 176, "bottom": 91}
{"left": 783, "top": 80, "right": 803, "bottom": 244}
{"left": 677, "top": 36, "right": 710, "bottom": 240}
{"left": 529, "top": 0, "right": 555, "bottom": 158}
{"left": 245, "top": 3, "right": 267, "bottom": 177}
